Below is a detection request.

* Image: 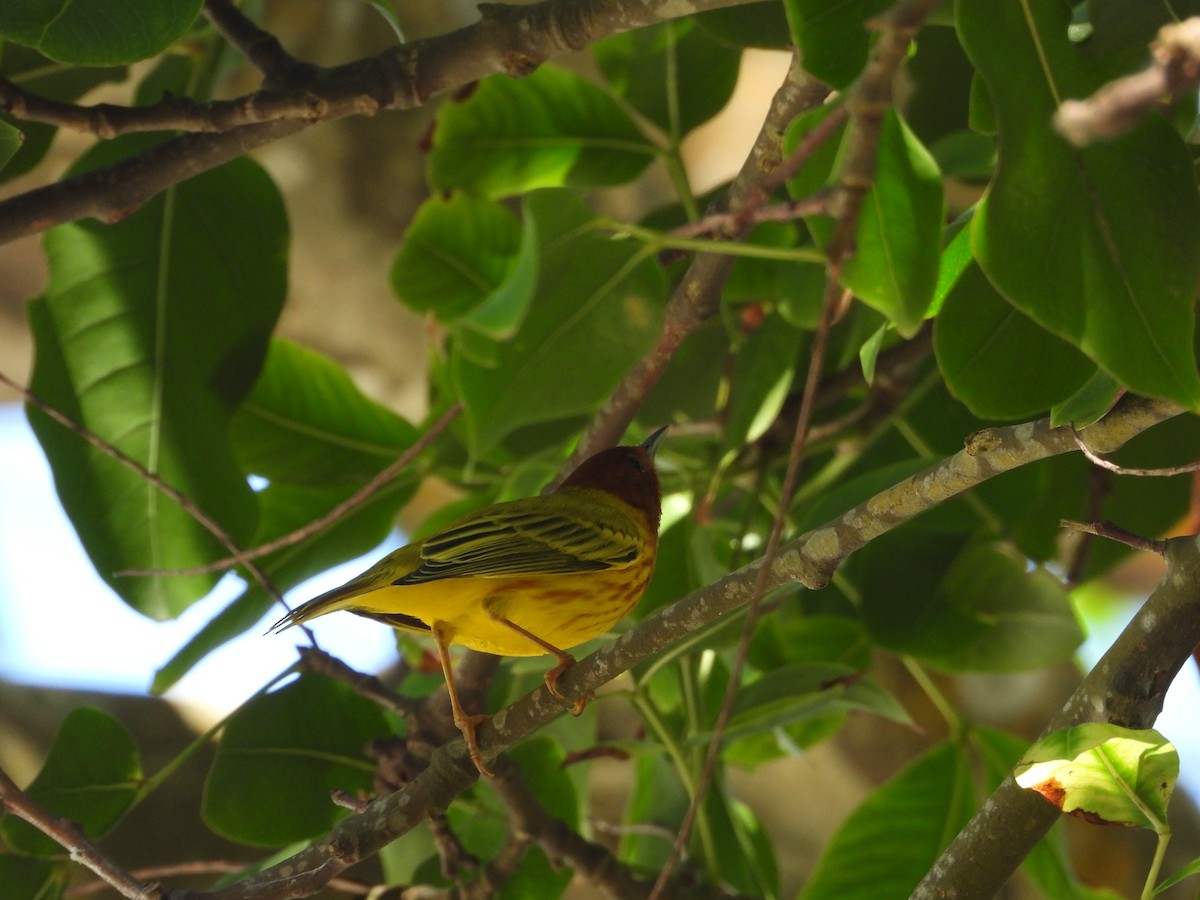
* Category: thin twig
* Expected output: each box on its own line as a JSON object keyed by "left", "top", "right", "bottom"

{"left": 201, "top": 0, "right": 316, "bottom": 83}
{"left": 0, "top": 766, "right": 156, "bottom": 900}
{"left": 1072, "top": 426, "right": 1200, "bottom": 477}
{"left": 670, "top": 193, "right": 831, "bottom": 239}
{"left": 1060, "top": 519, "right": 1168, "bottom": 556}
{"left": 122, "top": 401, "right": 461, "bottom": 577}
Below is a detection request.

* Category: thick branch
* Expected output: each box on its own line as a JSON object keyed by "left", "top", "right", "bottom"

{"left": 914, "top": 532, "right": 1200, "bottom": 898}
{"left": 0, "top": 0, "right": 756, "bottom": 245}
{"left": 179, "top": 395, "right": 1183, "bottom": 899}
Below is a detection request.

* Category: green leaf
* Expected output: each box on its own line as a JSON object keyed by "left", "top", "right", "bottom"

{"left": 28, "top": 141, "right": 286, "bottom": 619}
{"left": 694, "top": 2, "right": 793, "bottom": 49}
{"left": 428, "top": 65, "right": 656, "bottom": 197}
{"left": 452, "top": 189, "right": 665, "bottom": 454}
{"left": 0, "top": 0, "right": 202, "bottom": 65}
{"left": 593, "top": 20, "right": 740, "bottom": 140}
{"left": 960, "top": 0, "right": 1200, "bottom": 407}
{"left": 231, "top": 339, "right": 419, "bottom": 486}
{"left": 787, "top": 108, "right": 944, "bottom": 335}
{"left": 699, "top": 662, "right": 909, "bottom": 746}
{"left": 0, "top": 856, "right": 66, "bottom": 900}
{"left": 724, "top": 312, "right": 802, "bottom": 450}
{"left": 931, "top": 542, "right": 1083, "bottom": 672}
{"left": 0, "top": 119, "right": 22, "bottom": 172}
{"left": 1015, "top": 724, "right": 1177, "bottom": 831}
{"left": 802, "top": 742, "right": 973, "bottom": 898}
{"left": 390, "top": 193, "right": 523, "bottom": 323}
{"left": 1050, "top": 369, "right": 1121, "bottom": 429}
{"left": 782, "top": 0, "right": 891, "bottom": 89}
{"left": 1156, "top": 856, "right": 1200, "bottom": 894}
{"left": 935, "top": 260, "right": 1094, "bottom": 419}
{"left": 0, "top": 709, "right": 140, "bottom": 856}
{"left": 203, "top": 674, "right": 392, "bottom": 846}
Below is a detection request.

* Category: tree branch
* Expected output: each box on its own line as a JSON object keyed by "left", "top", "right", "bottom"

{"left": 914, "top": 531, "right": 1200, "bottom": 897}
{"left": 558, "top": 54, "right": 832, "bottom": 476}
{"left": 0, "top": 0, "right": 758, "bottom": 246}
{"left": 176, "top": 395, "right": 1183, "bottom": 899}
{"left": 0, "top": 766, "right": 157, "bottom": 900}
{"left": 1055, "top": 17, "right": 1200, "bottom": 146}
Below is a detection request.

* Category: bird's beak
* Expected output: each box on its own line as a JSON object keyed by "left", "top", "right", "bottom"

{"left": 641, "top": 425, "right": 668, "bottom": 459}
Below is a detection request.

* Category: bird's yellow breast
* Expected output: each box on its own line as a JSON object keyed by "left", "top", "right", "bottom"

{"left": 350, "top": 552, "right": 656, "bottom": 657}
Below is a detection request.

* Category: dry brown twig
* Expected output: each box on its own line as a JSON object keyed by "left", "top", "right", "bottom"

{"left": 1055, "top": 17, "right": 1200, "bottom": 146}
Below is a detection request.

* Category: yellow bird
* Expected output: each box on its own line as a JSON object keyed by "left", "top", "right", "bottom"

{"left": 272, "top": 427, "right": 666, "bottom": 774}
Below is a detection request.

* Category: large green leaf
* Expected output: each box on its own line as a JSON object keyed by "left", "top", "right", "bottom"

{"left": 452, "top": 189, "right": 665, "bottom": 454}
{"left": 428, "top": 65, "right": 656, "bottom": 197}
{"left": 782, "top": 0, "right": 891, "bottom": 89}
{"left": 935, "top": 260, "right": 1094, "bottom": 419}
{"left": 787, "top": 107, "right": 944, "bottom": 335}
{"left": 231, "top": 339, "right": 419, "bottom": 486}
{"left": 0, "top": 709, "right": 140, "bottom": 857}
{"left": 960, "top": 0, "right": 1200, "bottom": 407}
{"left": 203, "top": 674, "right": 392, "bottom": 846}
{"left": 0, "top": 0, "right": 202, "bottom": 65}
{"left": 931, "top": 542, "right": 1083, "bottom": 672}
{"left": 27, "top": 136, "right": 288, "bottom": 619}
{"left": 0, "top": 856, "right": 65, "bottom": 900}
{"left": 802, "top": 742, "right": 973, "bottom": 898}
{"left": 593, "top": 20, "right": 741, "bottom": 140}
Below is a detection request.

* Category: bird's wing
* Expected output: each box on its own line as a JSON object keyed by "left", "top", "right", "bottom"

{"left": 394, "top": 504, "right": 643, "bottom": 586}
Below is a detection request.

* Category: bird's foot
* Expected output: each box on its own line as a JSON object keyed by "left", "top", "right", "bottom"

{"left": 453, "top": 711, "right": 495, "bottom": 777}
{"left": 544, "top": 656, "right": 593, "bottom": 715}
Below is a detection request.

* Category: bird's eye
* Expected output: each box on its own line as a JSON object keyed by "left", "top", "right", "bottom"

{"left": 626, "top": 452, "right": 645, "bottom": 472}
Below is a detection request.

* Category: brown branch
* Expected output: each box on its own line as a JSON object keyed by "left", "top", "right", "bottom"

{"left": 0, "top": 0, "right": 759, "bottom": 245}
{"left": 826, "top": 0, "right": 944, "bottom": 262}
{"left": 1055, "top": 17, "right": 1200, "bottom": 146}
{"left": 202, "top": 0, "right": 315, "bottom": 83}
{"left": 914, "top": 531, "right": 1200, "bottom": 897}
{"left": 176, "top": 396, "right": 1183, "bottom": 899}
{"left": 1060, "top": 519, "right": 1168, "bottom": 556}
{"left": 0, "top": 766, "right": 156, "bottom": 900}
{"left": 555, "top": 54, "right": 832, "bottom": 479}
